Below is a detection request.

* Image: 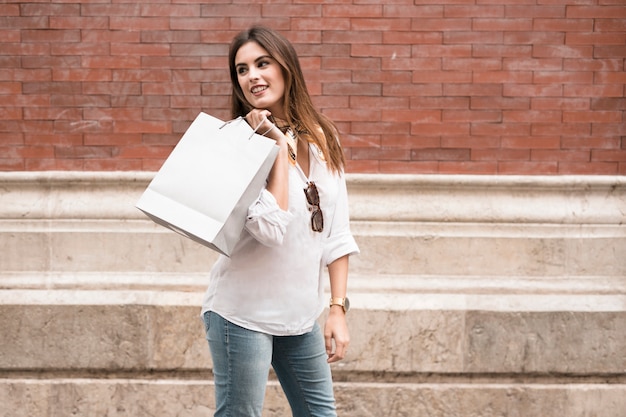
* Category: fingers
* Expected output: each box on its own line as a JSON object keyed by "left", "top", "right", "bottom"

{"left": 245, "top": 109, "right": 272, "bottom": 132}
{"left": 325, "top": 331, "right": 350, "bottom": 363}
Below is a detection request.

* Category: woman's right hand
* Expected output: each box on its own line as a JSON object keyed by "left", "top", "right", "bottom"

{"left": 245, "top": 109, "right": 286, "bottom": 146}
{"left": 245, "top": 108, "right": 290, "bottom": 210}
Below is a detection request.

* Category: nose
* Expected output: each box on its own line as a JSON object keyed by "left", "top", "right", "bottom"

{"left": 247, "top": 66, "right": 260, "bottom": 80}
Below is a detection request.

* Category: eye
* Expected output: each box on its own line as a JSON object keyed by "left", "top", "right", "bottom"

{"left": 236, "top": 66, "right": 248, "bottom": 76}
{"left": 258, "top": 60, "right": 270, "bottom": 68}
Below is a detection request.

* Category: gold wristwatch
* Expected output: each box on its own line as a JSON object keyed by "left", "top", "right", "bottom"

{"left": 329, "top": 297, "right": 350, "bottom": 313}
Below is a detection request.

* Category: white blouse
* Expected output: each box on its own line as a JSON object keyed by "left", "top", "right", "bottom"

{"left": 201, "top": 143, "right": 360, "bottom": 336}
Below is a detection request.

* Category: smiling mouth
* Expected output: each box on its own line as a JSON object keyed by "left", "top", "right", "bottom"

{"left": 251, "top": 85, "right": 268, "bottom": 94}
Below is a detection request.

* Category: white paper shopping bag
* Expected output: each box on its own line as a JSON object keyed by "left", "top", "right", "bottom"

{"left": 136, "top": 112, "right": 279, "bottom": 256}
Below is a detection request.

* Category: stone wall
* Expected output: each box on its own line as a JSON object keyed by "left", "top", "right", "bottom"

{"left": 1, "top": 172, "right": 625, "bottom": 416}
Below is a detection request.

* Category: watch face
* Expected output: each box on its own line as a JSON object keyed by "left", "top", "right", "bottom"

{"left": 344, "top": 297, "right": 350, "bottom": 313}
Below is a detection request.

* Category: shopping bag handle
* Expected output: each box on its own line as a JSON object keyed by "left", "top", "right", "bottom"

{"left": 219, "top": 116, "right": 275, "bottom": 140}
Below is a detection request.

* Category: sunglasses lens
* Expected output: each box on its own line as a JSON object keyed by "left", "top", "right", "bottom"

{"left": 311, "top": 209, "right": 323, "bottom": 232}
{"left": 305, "top": 183, "right": 319, "bottom": 205}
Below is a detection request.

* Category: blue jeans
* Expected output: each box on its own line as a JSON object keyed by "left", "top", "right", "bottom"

{"left": 203, "top": 311, "right": 337, "bottom": 417}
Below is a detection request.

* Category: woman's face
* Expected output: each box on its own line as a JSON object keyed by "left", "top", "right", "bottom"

{"left": 235, "top": 41, "right": 286, "bottom": 118}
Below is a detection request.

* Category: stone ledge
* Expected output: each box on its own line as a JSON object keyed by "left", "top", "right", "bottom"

{"left": 1, "top": 379, "right": 624, "bottom": 417}
{"left": 1, "top": 290, "right": 624, "bottom": 375}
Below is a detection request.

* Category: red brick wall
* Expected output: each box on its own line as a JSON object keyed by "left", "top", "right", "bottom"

{"left": 1, "top": 0, "right": 625, "bottom": 174}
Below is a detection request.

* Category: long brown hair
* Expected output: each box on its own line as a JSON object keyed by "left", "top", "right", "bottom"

{"left": 228, "top": 26, "right": 345, "bottom": 173}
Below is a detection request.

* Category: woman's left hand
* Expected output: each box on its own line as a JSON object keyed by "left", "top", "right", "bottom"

{"left": 324, "top": 308, "right": 350, "bottom": 363}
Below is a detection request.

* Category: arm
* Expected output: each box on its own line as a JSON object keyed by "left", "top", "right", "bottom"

{"left": 324, "top": 254, "right": 350, "bottom": 363}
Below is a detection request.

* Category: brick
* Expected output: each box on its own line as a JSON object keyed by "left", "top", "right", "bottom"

{"left": 351, "top": 147, "right": 411, "bottom": 161}
{"left": 354, "top": 44, "right": 412, "bottom": 58}
{"left": 21, "top": 29, "right": 81, "bottom": 43}
{"left": 531, "top": 98, "right": 589, "bottom": 111}
{"left": 261, "top": 4, "right": 321, "bottom": 17}
{"left": 322, "top": 31, "right": 377, "bottom": 45}
{"left": 473, "top": 18, "right": 533, "bottom": 31}
{"left": 473, "top": 45, "right": 532, "bottom": 58}
{"left": 532, "top": 149, "right": 591, "bottom": 162}
{"left": 410, "top": 122, "right": 469, "bottom": 136}
{"left": 24, "top": 133, "right": 82, "bottom": 146}
{"left": 412, "top": 147, "right": 470, "bottom": 161}
{"left": 470, "top": 96, "right": 531, "bottom": 110}
{"left": 413, "top": 96, "right": 469, "bottom": 109}
{"left": 564, "top": 111, "right": 623, "bottom": 123}
{"left": 444, "top": 32, "right": 504, "bottom": 44}
{"left": 504, "top": 31, "right": 565, "bottom": 45}
{"left": 533, "top": 18, "right": 593, "bottom": 32}
{"left": 412, "top": 18, "right": 472, "bottom": 31}
{"left": 442, "top": 110, "right": 501, "bottom": 123}
{"left": 591, "top": 98, "right": 626, "bottom": 111}
{"left": 0, "top": 82, "right": 22, "bottom": 95}
{"left": 50, "top": 17, "right": 108, "bottom": 30}
{"left": 22, "top": 107, "right": 82, "bottom": 121}
{"left": 82, "top": 56, "right": 141, "bottom": 69}
{"left": 471, "top": 123, "right": 530, "bottom": 137}
{"left": 594, "top": 72, "right": 626, "bottom": 84}
{"left": 81, "top": 30, "right": 140, "bottom": 43}
{"left": 352, "top": 121, "right": 410, "bottom": 136}
{"left": 531, "top": 123, "right": 591, "bottom": 137}
{"left": 563, "top": 58, "right": 623, "bottom": 71}
{"left": 558, "top": 161, "right": 618, "bottom": 174}
{"left": 562, "top": 136, "right": 621, "bottom": 150}
{"left": 2, "top": 42, "right": 50, "bottom": 56}
{"left": 594, "top": 45, "right": 626, "bottom": 58}
{"left": 439, "top": 161, "right": 498, "bottom": 174}
{"left": 503, "top": 84, "right": 563, "bottom": 97}
{"left": 441, "top": 58, "right": 502, "bottom": 71}
{"left": 0, "top": 16, "right": 48, "bottom": 30}
{"left": 498, "top": 161, "right": 557, "bottom": 175}
{"left": 324, "top": 4, "right": 382, "bottom": 18}
{"left": 566, "top": 32, "right": 626, "bottom": 45}
{"left": 351, "top": 96, "right": 409, "bottom": 109}
{"left": 504, "top": 110, "right": 562, "bottom": 123}
{"left": 413, "top": 44, "right": 472, "bottom": 58}
{"left": 444, "top": 5, "right": 504, "bottom": 18}
{"left": 384, "top": 109, "right": 441, "bottom": 123}
{"left": 141, "top": 30, "right": 202, "bottom": 44}
{"left": 505, "top": 5, "right": 565, "bottom": 18}
{"left": 143, "top": 4, "right": 200, "bottom": 17}
{"left": 473, "top": 71, "right": 533, "bottom": 84}
{"left": 111, "top": 43, "right": 170, "bottom": 57}
{"left": 567, "top": 6, "right": 626, "bottom": 18}
{"left": 350, "top": 70, "right": 408, "bottom": 85}
{"left": 441, "top": 135, "right": 500, "bottom": 149}
{"left": 472, "top": 149, "right": 530, "bottom": 161}
{"left": 113, "top": 121, "right": 171, "bottom": 134}
{"left": 445, "top": 83, "right": 503, "bottom": 97}
{"left": 382, "top": 31, "right": 442, "bottom": 45}
{"left": 534, "top": 71, "right": 593, "bottom": 84}
{"left": 594, "top": 18, "right": 626, "bottom": 32}
{"left": 109, "top": 17, "right": 169, "bottom": 31}
{"left": 533, "top": 45, "right": 594, "bottom": 59}
{"left": 113, "top": 69, "right": 170, "bottom": 83}
{"left": 351, "top": 18, "right": 412, "bottom": 32}
{"left": 385, "top": 83, "right": 442, "bottom": 97}
{"left": 384, "top": 58, "right": 440, "bottom": 72}
{"left": 502, "top": 58, "right": 562, "bottom": 71}
{"left": 502, "top": 135, "right": 561, "bottom": 150}
{"left": 563, "top": 84, "right": 623, "bottom": 98}
{"left": 412, "top": 71, "right": 472, "bottom": 83}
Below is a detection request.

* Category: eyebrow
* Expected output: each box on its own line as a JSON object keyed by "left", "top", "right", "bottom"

{"left": 235, "top": 55, "right": 273, "bottom": 69}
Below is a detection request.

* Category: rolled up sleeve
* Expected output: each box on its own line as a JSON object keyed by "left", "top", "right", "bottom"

{"left": 322, "top": 174, "right": 360, "bottom": 266}
{"left": 245, "top": 189, "right": 294, "bottom": 247}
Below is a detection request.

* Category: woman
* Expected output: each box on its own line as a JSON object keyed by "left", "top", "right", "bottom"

{"left": 201, "top": 26, "right": 359, "bottom": 417}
